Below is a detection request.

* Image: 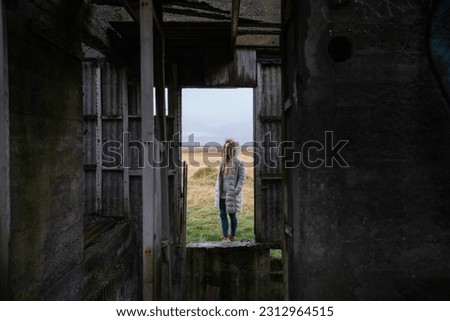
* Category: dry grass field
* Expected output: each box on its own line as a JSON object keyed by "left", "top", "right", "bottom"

{"left": 182, "top": 148, "right": 254, "bottom": 243}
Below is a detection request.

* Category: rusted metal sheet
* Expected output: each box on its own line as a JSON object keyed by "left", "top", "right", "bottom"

{"left": 254, "top": 62, "right": 283, "bottom": 243}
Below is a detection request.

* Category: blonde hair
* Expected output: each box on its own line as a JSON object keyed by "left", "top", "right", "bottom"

{"left": 221, "top": 139, "right": 236, "bottom": 175}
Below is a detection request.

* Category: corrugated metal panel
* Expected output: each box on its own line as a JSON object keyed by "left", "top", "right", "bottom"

{"left": 254, "top": 63, "right": 283, "bottom": 243}
{"left": 85, "top": 170, "right": 96, "bottom": 216}
{"left": 83, "top": 62, "right": 140, "bottom": 221}
{"left": 83, "top": 62, "right": 97, "bottom": 115}
{"left": 260, "top": 64, "right": 282, "bottom": 117}
{"left": 84, "top": 120, "right": 96, "bottom": 165}
{"left": 261, "top": 179, "right": 282, "bottom": 235}
{"left": 102, "top": 120, "right": 123, "bottom": 167}
{"left": 128, "top": 84, "right": 139, "bottom": 115}
{"left": 83, "top": 62, "right": 100, "bottom": 223}
{"left": 102, "top": 170, "right": 124, "bottom": 217}
{"left": 259, "top": 121, "right": 282, "bottom": 175}
{"left": 101, "top": 62, "right": 121, "bottom": 116}
{"left": 129, "top": 119, "right": 142, "bottom": 169}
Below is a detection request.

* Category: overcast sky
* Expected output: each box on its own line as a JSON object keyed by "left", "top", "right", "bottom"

{"left": 182, "top": 88, "right": 253, "bottom": 146}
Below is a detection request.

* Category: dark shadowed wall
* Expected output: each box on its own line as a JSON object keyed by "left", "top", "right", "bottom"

{"left": 282, "top": 0, "right": 450, "bottom": 300}
{"left": 6, "top": 0, "right": 86, "bottom": 299}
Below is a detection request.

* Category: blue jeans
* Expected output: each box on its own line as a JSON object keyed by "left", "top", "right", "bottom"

{"left": 219, "top": 198, "right": 237, "bottom": 237}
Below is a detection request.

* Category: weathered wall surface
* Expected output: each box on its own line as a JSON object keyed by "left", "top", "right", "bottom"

{"left": 84, "top": 223, "right": 139, "bottom": 300}
{"left": 430, "top": 0, "right": 450, "bottom": 109}
{"left": 6, "top": 0, "right": 85, "bottom": 299}
{"left": 283, "top": 0, "right": 450, "bottom": 300}
{"left": 186, "top": 242, "right": 276, "bottom": 300}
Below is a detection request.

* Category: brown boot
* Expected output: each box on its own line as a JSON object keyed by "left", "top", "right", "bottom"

{"left": 229, "top": 235, "right": 236, "bottom": 242}
{"left": 221, "top": 236, "right": 230, "bottom": 243}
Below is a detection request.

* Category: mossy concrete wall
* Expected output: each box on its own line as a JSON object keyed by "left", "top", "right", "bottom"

{"left": 6, "top": 0, "right": 85, "bottom": 299}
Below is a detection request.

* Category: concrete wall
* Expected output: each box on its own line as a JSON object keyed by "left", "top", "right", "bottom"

{"left": 6, "top": 0, "right": 86, "bottom": 299}
{"left": 0, "top": 0, "right": 10, "bottom": 300}
{"left": 283, "top": 0, "right": 450, "bottom": 300}
{"left": 186, "top": 242, "right": 283, "bottom": 300}
{"left": 84, "top": 223, "right": 139, "bottom": 300}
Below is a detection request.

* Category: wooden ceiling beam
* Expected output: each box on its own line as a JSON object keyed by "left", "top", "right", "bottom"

{"left": 163, "top": 7, "right": 229, "bottom": 20}
{"left": 163, "top": 0, "right": 229, "bottom": 15}
{"left": 230, "top": 0, "right": 241, "bottom": 58}
{"left": 91, "top": 0, "right": 140, "bottom": 23}
{"left": 237, "top": 28, "right": 280, "bottom": 36}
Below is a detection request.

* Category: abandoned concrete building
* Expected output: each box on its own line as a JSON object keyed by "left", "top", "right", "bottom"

{"left": 1, "top": 0, "right": 450, "bottom": 300}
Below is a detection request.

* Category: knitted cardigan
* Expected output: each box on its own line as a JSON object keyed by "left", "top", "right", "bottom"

{"left": 214, "top": 152, "right": 246, "bottom": 213}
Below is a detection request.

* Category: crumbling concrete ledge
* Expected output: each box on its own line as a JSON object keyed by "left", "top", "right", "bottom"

{"left": 186, "top": 241, "right": 277, "bottom": 300}
{"left": 187, "top": 240, "right": 268, "bottom": 249}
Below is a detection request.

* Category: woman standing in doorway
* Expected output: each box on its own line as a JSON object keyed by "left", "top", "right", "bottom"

{"left": 214, "top": 139, "right": 246, "bottom": 242}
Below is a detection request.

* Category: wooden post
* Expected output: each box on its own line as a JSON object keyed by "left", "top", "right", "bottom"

{"left": 140, "top": 0, "right": 155, "bottom": 301}
{"left": 153, "top": 7, "right": 170, "bottom": 298}
{"left": 0, "top": 0, "right": 10, "bottom": 300}
{"left": 230, "top": 0, "right": 241, "bottom": 58}
{"left": 95, "top": 64, "right": 103, "bottom": 215}
{"left": 154, "top": 27, "right": 166, "bottom": 142}
{"left": 121, "top": 67, "right": 130, "bottom": 220}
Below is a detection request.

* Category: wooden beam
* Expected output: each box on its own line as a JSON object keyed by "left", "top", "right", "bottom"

{"left": 237, "top": 28, "right": 281, "bottom": 36}
{"left": 164, "top": 0, "right": 229, "bottom": 15}
{"left": 0, "top": 0, "right": 10, "bottom": 300}
{"left": 154, "top": 35, "right": 166, "bottom": 142}
{"left": 163, "top": 7, "right": 229, "bottom": 20}
{"left": 153, "top": 6, "right": 163, "bottom": 36}
{"left": 91, "top": 0, "right": 140, "bottom": 22}
{"left": 121, "top": 0, "right": 140, "bottom": 23}
{"left": 84, "top": 219, "right": 119, "bottom": 249}
{"left": 181, "top": 161, "right": 188, "bottom": 246}
{"left": 236, "top": 34, "right": 280, "bottom": 48}
{"left": 120, "top": 67, "right": 130, "bottom": 220}
{"left": 238, "top": 21, "right": 282, "bottom": 29}
{"left": 95, "top": 64, "right": 103, "bottom": 216}
{"left": 83, "top": 29, "right": 125, "bottom": 64}
{"left": 230, "top": 0, "right": 241, "bottom": 58}
{"left": 140, "top": 0, "right": 155, "bottom": 301}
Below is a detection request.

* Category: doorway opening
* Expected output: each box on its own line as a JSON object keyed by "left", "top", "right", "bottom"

{"left": 181, "top": 88, "right": 254, "bottom": 243}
